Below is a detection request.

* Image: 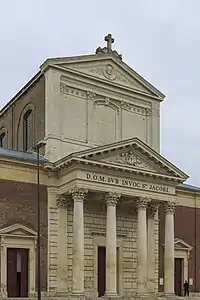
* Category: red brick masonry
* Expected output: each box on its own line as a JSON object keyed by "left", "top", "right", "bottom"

{"left": 0, "top": 178, "right": 48, "bottom": 291}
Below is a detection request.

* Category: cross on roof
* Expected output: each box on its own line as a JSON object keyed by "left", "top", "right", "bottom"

{"left": 104, "top": 33, "right": 114, "bottom": 53}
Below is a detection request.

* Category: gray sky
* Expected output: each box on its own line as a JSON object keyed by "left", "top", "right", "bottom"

{"left": 0, "top": 0, "right": 199, "bottom": 185}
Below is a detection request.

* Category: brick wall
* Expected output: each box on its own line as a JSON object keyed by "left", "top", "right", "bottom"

{"left": 0, "top": 75, "right": 45, "bottom": 151}
{"left": 159, "top": 205, "right": 200, "bottom": 293}
{"left": 0, "top": 178, "right": 48, "bottom": 291}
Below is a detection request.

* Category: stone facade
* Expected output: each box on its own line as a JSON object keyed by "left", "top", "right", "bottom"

{"left": 1, "top": 33, "right": 200, "bottom": 300}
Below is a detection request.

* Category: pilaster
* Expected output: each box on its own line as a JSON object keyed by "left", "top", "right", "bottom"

{"left": 56, "top": 194, "right": 68, "bottom": 294}
{"left": 164, "top": 201, "right": 176, "bottom": 295}
{"left": 147, "top": 202, "right": 159, "bottom": 294}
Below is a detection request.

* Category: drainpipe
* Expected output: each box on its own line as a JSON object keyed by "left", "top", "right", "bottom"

{"left": 194, "top": 192, "right": 197, "bottom": 292}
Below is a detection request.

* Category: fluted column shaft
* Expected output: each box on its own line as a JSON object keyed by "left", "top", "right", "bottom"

{"left": 71, "top": 187, "right": 88, "bottom": 295}
{"left": 164, "top": 202, "right": 176, "bottom": 295}
{"left": 136, "top": 197, "right": 149, "bottom": 295}
{"left": 105, "top": 192, "right": 121, "bottom": 297}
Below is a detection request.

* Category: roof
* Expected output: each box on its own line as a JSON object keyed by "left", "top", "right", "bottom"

{"left": 178, "top": 183, "right": 200, "bottom": 193}
{"left": 0, "top": 148, "right": 48, "bottom": 163}
{"left": 0, "top": 71, "right": 42, "bottom": 116}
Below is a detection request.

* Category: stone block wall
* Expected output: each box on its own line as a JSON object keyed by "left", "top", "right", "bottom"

{"left": 66, "top": 199, "right": 138, "bottom": 297}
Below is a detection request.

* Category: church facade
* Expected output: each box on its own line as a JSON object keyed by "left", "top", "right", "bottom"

{"left": 0, "top": 34, "right": 200, "bottom": 299}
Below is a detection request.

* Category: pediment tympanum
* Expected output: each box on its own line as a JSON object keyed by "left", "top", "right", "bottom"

{"left": 41, "top": 55, "right": 164, "bottom": 100}
{"left": 0, "top": 223, "right": 37, "bottom": 238}
{"left": 72, "top": 138, "right": 188, "bottom": 181}
{"left": 174, "top": 238, "right": 193, "bottom": 251}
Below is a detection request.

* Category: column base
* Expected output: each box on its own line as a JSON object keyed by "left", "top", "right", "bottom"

{"left": 70, "top": 291, "right": 85, "bottom": 300}
{"left": 102, "top": 292, "right": 121, "bottom": 300}
{"left": 135, "top": 293, "right": 151, "bottom": 299}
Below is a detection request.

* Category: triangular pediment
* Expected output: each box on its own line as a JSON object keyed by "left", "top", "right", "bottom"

{"left": 72, "top": 138, "right": 188, "bottom": 181}
{"left": 174, "top": 238, "right": 193, "bottom": 251}
{"left": 41, "top": 54, "right": 164, "bottom": 100}
{"left": 0, "top": 223, "right": 37, "bottom": 237}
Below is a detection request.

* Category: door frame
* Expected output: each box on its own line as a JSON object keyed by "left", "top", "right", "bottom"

{"left": 174, "top": 238, "right": 193, "bottom": 284}
{"left": 93, "top": 234, "right": 123, "bottom": 298}
{"left": 0, "top": 224, "right": 37, "bottom": 298}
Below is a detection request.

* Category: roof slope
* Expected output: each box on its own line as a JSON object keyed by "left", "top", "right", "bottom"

{"left": 0, "top": 148, "right": 47, "bottom": 163}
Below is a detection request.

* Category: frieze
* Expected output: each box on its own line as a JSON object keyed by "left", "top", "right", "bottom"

{"left": 146, "top": 108, "right": 152, "bottom": 116}
{"left": 60, "top": 82, "right": 87, "bottom": 99}
{"left": 85, "top": 173, "right": 174, "bottom": 195}
{"left": 86, "top": 91, "right": 96, "bottom": 99}
{"left": 121, "top": 101, "right": 146, "bottom": 115}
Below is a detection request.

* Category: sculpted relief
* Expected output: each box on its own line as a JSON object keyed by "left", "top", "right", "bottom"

{"left": 101, "top": 150, "right": 155, "bottom": 171}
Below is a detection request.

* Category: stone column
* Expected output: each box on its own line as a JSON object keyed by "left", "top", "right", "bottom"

{"left": 105, "top": 192, "right": 121, "bottom": 297}
{"left": 56, "top": 195, "right": 68, "bottom": 294}
{"left": 147, "top": 203, "right": 159, "bottom": 294}
{"left": 164, "top": 202, "right": 176, "bottom": 295}
{"left": 136, "top": 197, "right": 149, "bottom": 295}
{"left": 71, "top": 187, "right": 88, "bottom": 296}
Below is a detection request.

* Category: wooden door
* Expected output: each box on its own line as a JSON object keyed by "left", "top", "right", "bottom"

{"left": 7, "top": 248, "right": 29, "bottom": 298}
{"left": 7, "top": 248, "right": 17, "bottom": 297}
{"left": 98, "top": 246, "right": 106, "bottom": 297}
{"left": 20, "top": 249, "right": 29, "bottom": 297}
{"left": 174, "top": 258, "right": 183, "bottom": 296}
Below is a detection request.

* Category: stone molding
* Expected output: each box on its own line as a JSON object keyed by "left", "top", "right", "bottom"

{"left": 105, "top": 192, "right": 121, "bottom": 206}
{"left": 69, "top": 187, "right": 88, "bottom": 203}
{"left": 136, "top": 197, "right": 150, "bottom": 210}
{"left": 164, "top": 201, "right": 176, "bottom": 214}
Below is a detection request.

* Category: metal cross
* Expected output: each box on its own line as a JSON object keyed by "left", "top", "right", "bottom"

{"left": 104, "top": 33, "right": 114, "bottom": 53}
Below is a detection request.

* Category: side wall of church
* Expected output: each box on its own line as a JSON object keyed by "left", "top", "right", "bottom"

{"left": 159, "top": 192, "right": 200, "bottom": 293}
{"left": 0, "top": 178, "right": 48, "bottom": 291}
{"left": 44, "top": 67, "right": 161, "bottom": 162}
{"left": 0, "top": 75, "right": 45, "bottom": 151}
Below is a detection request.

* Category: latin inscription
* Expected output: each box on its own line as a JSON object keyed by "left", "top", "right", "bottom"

{"left": 86, "top": 173, "right": 170, "bottom": 194}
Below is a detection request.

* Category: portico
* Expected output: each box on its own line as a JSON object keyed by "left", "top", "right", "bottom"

{"left": 45, "top": 137, "right": 188, "bottom": 299}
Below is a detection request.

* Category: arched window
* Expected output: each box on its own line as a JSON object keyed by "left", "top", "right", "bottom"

{"left": 23, "top": 110, "right": 33, "bottom": 151}
{"left": 0, "top": 132, "right": 6, "bottom": 148}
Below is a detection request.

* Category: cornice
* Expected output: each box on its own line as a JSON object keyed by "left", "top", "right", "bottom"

{"left": 40, "top": 53, "right": 164, "bottom": 99}
{"left": 46, "top": 64, "right": 162, "bottom": 101}
{"left": 46, "top": 157, "right": 184, "bottom": 183}
{"left": 64, "top": 138, "right": 188, "bottom": 180}
{"left": 0, "top": 72, "right": 42, "bottom": 116}
{"left": 60, "top": 75, "right": 153, "bottom": 109}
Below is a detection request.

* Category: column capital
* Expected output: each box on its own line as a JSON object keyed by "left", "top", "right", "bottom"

{"left": 105, "top": 192, "right": 121, "bottom": 206}
{"left": 147, "top": 202, "right": 159, "bottom": 219}
{"left": 56, "top": 194, "right": 68, "bottom": 208}
{"left": 136, "top": 197, "right": 150, "bottom": 210}
{"left": 164, "top": 201, "right": 176, "bottom": 214}
{"left": 69, "top": 187, "right": 88, "bottom": 203}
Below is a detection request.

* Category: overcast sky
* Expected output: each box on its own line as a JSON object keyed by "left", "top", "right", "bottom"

{"left": 0, "top": 0, "right": 199, "bottom": 185}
